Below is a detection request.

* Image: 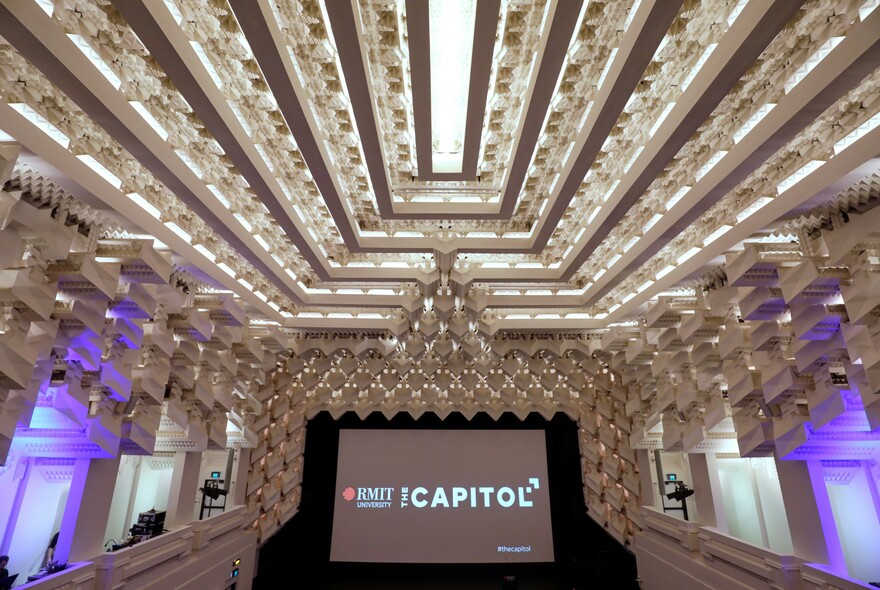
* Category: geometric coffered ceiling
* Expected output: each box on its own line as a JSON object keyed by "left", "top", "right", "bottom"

{"left": 0, "top": 0, "right": 878, "bottom": 331}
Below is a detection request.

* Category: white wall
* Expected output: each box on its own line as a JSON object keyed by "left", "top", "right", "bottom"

{"left": 130, "top": 462, "right": 172, "bottom": 527}
{"left": 97, "top": 449, "right": 239, "bottom": 552}
{"left": 103, "top": 456, "right": 174, "bottom": 546}
{"left": 715, "top": 457, "right": 793, "bottom": 554}
{"left": 826, "top": 464, "right": 880, "bottom": 584}
{"left": 718, "top": 459, "right": 765, "bottom": 547}
{"left": 658, "top": 452, "right": 697, "bottom": 521}
{"left": 104, "top": 456, "right": 139, "bottom": 543}
{"left": 751, "top": 458, "right": 793, "bottom": 554}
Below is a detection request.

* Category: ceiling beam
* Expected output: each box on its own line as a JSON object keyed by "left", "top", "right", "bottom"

{"left": 0, "top": 1, "right": 306, "bottom": 305}
{"left": 583, "top": 5, "right": 880, "bottom": 304}
{"left": 228, "top": 0, "right": 362, "bottom": 251}
{"left": 527, "top": 0, "right": 684, "bottom": 250}
{"left": 606, "top": 127, "right": 880, "bottom": 322}
{"left": 0, "top": 101, "right": 284, "bottom": 318}
{"left": 554, "top": 0, "right": 804, "bottom": 277}
{"left": 112, "top": 0, "right": 333, "bottom": 281}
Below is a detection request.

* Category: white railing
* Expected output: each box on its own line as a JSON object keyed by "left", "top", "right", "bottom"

{"left": 641, "top": 505, "right": 701, "bottom": 552}
{"left": 191, "top": 505, "right": 246, "bottom": 550}
{"left": 19, "top": 506, "right": 255, "bottom": 590}
{"left": 800, "top": 563, "right": 877, "bottom": 590}
{"left": 638, "top": 507, "right": 876, "bottom": 590}
{"left": 698, "top": 526, "right": 802, "bottom": 590}
{"left": 93, "top": 526, "right": 195, "bottom": 590}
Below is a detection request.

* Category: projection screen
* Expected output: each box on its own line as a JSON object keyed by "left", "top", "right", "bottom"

{"left": 329, "top": 429, "right": 555, "bottom": 563}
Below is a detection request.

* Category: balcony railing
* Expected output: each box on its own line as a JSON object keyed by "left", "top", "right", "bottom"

{"left": 638, "top": 507, "right": 876, "bottom": 590}
{"left": 17, "top": 506, "right": 253, "bottom": 590}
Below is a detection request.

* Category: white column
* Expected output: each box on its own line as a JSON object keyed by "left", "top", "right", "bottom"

{"left": 231, "top": 448, "right": 251, "bottom": 506}
{"left": 0, "top": 457, "right": 32, "bottom": 555}
{"left": 636, "top": 450, "right": 657, "bottom": 509}
{"left": 121, "top": 457, "right": 144, "bottom": 537}
{"left": 688, "top": 453, "right": 728, "bottom": 532}
{"left": 55, "top": 455, "right": 121, "bottom": 563}
{"left": 166, "top": 451, "right": 202, "bottom": 528}
{"left": 775, "top": 458, "right": 845, "bottom": 569}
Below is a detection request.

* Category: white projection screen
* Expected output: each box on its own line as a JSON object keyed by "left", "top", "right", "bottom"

{"left": 329, "top": 429, "right": 555, "bottom": 563}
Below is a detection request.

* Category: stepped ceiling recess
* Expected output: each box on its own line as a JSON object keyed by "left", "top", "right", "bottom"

{"left": 1, "top": 0, "right": 880, "bottom": 551}
{"left": 0, "top": 0, "right": 879, "bottom": 336}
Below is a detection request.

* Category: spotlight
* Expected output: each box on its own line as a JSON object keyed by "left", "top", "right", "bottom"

{"left": 200, "top": 486, "right": 228, "bottom": 500}
{"left": 665, "top": 482, "right": 694, "bottom": 502}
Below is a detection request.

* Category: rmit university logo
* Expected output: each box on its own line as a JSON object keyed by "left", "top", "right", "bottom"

{"left": 400, "top": 477, "right": 541, "bottom": 508}
{"left": 342, "top": 486, "right": 394, "bottom": 508}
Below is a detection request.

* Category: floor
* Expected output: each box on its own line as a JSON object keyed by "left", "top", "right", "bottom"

{"left": 278, "top": 565, "right": 600, "bottom": 590}
{"left": 319, "top": 573, "right": 570, "bottom": 590}
{"left": 256, "top": 559, "right": 638, "bottom": 589}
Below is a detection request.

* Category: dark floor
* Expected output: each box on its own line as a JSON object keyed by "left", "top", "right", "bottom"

{"left": 260, "top": 561, "right": 631, "bottom": 589}
{"left": 314, "top": 570, "right": 570, "bottom": 590}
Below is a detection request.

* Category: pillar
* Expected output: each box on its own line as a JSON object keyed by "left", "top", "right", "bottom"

{"left": 775, "top": 458, "right": 845, "bottom": 570}
{"left": 55, "top": 455, "right": 122, "bottom": 563}
{"left": 636, "top": 450, "right": 657, "bottom": 509}
{"left": 231, "top": 448, "right": 251, "bottom": 506}
{"left": 688, "top": 453, "right": 728, "bottom": 531}
{"left": 165, "top": 451, "right": 202, "bottom": 528}
{"left": 0, "top": 457, "right": 31, "bottom": 555}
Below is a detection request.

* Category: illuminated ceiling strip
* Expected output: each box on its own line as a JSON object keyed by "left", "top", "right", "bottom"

{"left": 428, "top": 0, "right": 476, "bottom": 173}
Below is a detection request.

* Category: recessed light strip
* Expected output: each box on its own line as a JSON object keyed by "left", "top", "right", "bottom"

{"left": 428, "top": 0, "right": 477, "bottom": 173}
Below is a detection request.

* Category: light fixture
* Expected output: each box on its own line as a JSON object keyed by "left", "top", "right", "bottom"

{"left": 665, "top": 186, "right": 690, "bottom": 211}
{"left": 733, "top": 103, "right": 776, "bottom": 144}
{"left": 78, "top": 155, "right": 122, "bottom": 189}
{"left": 9, "top": 103, "right": 70, "bottom": 148}
{"left": 696, "top": 151, "right": 728, "bottom": 182}
{"left": 429, "top": 0, "right": 477, "bottom": 173}
{"left": 194, "top": 244, "right": 216, "bottom": 262}
{"left": 783, "top": 37, "right": 843, "bottom": 94}
{"left": 680, "top": 43, "right": 717, "bottom": 93}
{"left": 129, "top": 101, "right": 168, "bottom": 140}
{"left": 676, "top": 247, "right": 701, "bottom": 265}
{"left": 833, "top": 112, "right": 880, "bottom": 155}
{"left": 777, "top": 160, "right": 824, "bottom": 194}
{"left": 164, "top": 222, "right": 192, "bottom": 244}
{"left": 68, "top": 34, "right": 121, "bottom": 89}
{"left": 649, "top": 102, "right": 676, "bottom": 136}
{"left": 127, "top": 193, "right": 161, "bottom": 219}
{"left": 655, "top": 265, "right": 676, "bottom": 280}
{"left": 702, "top": 224, "right": 733, "bottom": 247}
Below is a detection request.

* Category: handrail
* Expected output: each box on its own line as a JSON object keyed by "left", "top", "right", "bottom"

{"left": 93, "top": 525, "right": 195, "bottom": 589}
{"left": 638, "top": 506, "right": 876, "bottom": 590}
{"left": 801, "top": 563, "right": 878, "bottom": 590}
{"left": 191, "top": 504, "right": 247, "bottom": 549}
{"left": 20, "top": 507, "right": 254, "bottom": 590}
